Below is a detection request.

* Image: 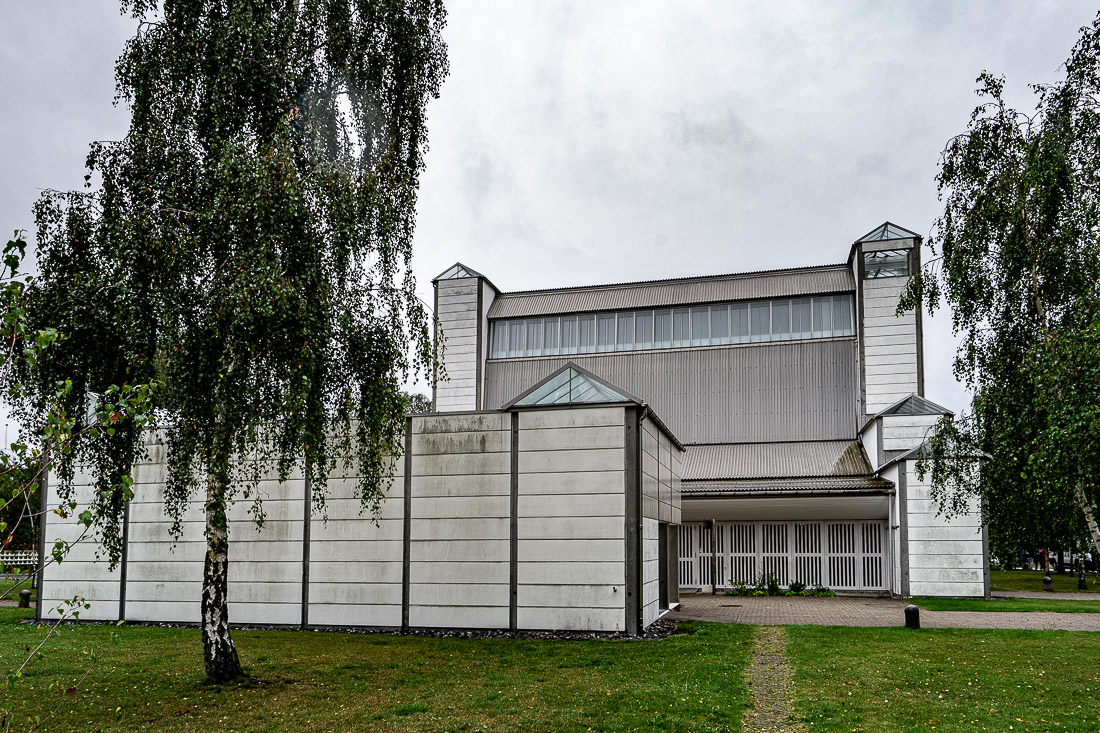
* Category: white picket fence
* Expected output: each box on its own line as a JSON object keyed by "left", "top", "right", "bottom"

{"left": 679, "top": 520, "right": 888, "bottom": 592}
{"left": 0, "top": 550, "right": 39, "bottom": 569}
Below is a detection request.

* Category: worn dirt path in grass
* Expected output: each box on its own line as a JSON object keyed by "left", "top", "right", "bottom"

{"left": 741, "top": 626, "right": 807, "bottom": 733}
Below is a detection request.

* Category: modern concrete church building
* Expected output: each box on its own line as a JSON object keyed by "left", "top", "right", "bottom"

{"left": 433, "top": 221, "right": 987, "bottom": 600}
{"left": 39, "top": 221, "right": 986, "bottom": 637}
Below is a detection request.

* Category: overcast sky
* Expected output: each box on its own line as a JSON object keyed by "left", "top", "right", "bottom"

{"left": 2, "top": 2, "right": 1097, "bottom": 433}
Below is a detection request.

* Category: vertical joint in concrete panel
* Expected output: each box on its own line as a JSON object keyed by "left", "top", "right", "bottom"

{"left": 668, "top": 524, "right": 680, "bottom": 605}
{"left": 624, "top": 406, "right": 641, "bottom": 635}
{"left": 509, "top": 411, "right": 519, "bottom": 631}
{"left": 301, "top": 473, "right": 311, "bottom": 630}
{"left": 402, "top": 418, "right": 413, "bottom": 630}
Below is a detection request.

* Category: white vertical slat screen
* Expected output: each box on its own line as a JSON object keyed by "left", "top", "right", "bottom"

{"left": 679, "top": 520, "right": 887, "bottom": 591}
{"left": 761, "top": 523, "right": 790, "bottom": 585}
{"left": 793, "top": 522, "right": 823, "bottom": 586}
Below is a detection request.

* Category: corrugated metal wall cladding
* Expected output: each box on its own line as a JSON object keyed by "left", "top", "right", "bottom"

{"left": 484, "top": 339, "right": 859, "bottom": 444}
{"left": 680, "top": 441, "right": 872, "bottom": 481}
{"left": 487, "top": 267, "right": 855, "bottom": 318}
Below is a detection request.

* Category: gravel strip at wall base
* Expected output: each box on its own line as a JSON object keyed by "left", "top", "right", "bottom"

{"left": 21, "top": 617, "right": 682, "bottom": 641}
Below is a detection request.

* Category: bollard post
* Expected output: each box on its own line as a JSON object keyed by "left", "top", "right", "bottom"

{"left": 18, "top": 589, "right": 31, "bottom": 609}
{"left": 904, "top": 604, "right": 920, "bottom": 629}
{"left": 1043, "top": 573, "right": 1053, "bottom": 592}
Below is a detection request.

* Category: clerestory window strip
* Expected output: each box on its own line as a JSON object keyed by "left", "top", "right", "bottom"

{"left": 488, "top": 294, "right": 855, "bottom": 359}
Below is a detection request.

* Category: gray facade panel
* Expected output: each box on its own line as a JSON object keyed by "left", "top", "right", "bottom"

{"left": 484, "top": 339, "right": 859, "bottom": 445}
{"left": 487, "top": 266, "right": 854, "bottom": 319}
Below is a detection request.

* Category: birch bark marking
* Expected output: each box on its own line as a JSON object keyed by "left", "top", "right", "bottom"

{"left": 202, "top": 468, "right": 243, "bottom": 682}
{"left": 1075, "top": 484, "right": 1100, "bottom": 551}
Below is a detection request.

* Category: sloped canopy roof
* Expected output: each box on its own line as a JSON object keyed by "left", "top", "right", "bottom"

{"left": 855, "top": 221, "right": 921, "bottom": 243}
{"left": 682, "top": 440, "right": 873, "bottom": 482}
{"left": 877, "top": 394, "right": 954, "bottom": 418}
{"left": 505, "top": 363, "right": 638, "bottom": 408}
{"left": 433, "top": 262, "right": 484, "bottom": 282}
{"left": 681, "top": 476, "right": 894, "bottom": 495}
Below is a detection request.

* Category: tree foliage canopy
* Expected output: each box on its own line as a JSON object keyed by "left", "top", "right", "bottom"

{"left": 17, "top": 0, "right": 448, "bottom": 681}
{"left": 902, "top": 14, "right": 1100, "bottom": 555}
{"left": 21, "top": 0, "right": 448, "bottom": 550}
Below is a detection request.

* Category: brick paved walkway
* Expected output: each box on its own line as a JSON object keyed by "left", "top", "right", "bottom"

{"left": 675, "top": 592, "right": 1100, "bottom": 631}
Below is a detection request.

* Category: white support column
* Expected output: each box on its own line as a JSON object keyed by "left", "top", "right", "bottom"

{"left": 432, "top": 264, "right": 496, "bottom": 412}
{"left": 852, "top": 229, "right": 924, "bottom": 421}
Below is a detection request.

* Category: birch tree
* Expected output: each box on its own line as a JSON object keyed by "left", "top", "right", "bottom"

{"left": 901, "top": 13, "right": 1100, "bottom": 559}
{"left": 18, "top": 0, "right": 447, "bottom": 682}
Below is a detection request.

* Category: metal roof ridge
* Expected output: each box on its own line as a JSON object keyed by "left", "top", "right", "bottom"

{"left": 852, "top": 221, "right": 923, "bottom": 244}
{"left": 683, "top": 439, "right": 856, "bottom": 447}
{"left": 492, "top": 262, "right": 851, "bottom": 299}
{"left": 874, "top": 393, "right": 955, "bottom": 418}
{"left": 682, "top": 471, "right": 881, "bottom": 482}
{"left": 431, "top": 262, "right": 502, "bottom": 293}
{"left": 683, "top": 476, "right": 892, "bottom": 485}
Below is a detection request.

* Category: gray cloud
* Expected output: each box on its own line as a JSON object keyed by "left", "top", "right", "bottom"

{"left": 2, "top": 0, "right": 1097, "bottom": 419}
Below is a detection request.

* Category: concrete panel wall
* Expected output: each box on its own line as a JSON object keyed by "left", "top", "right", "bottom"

{"left": 881, "top": 414, "right": 940, "bottom": 453}
{"left": 40, "top": 405, "right": 670, "bottom": 632}
{"left": 904, "top": 461, "right": 984, "bottom": 597}
{"left": 125, "top": 442, "right": 306, "bottom": 626}
{"left": 125, "top": 441, "right": 203, "bottom": 623}
{"left": 861, "top": 276, "right": 919, "bottom": 416}
{"left": 641, "top": 417, "right": 680, "bottom": 525}
{"left": 435, "top": 277, "right": 480, "bottom": 412}
{"left": 862, "top": 418, "right": 882, "bottom": 470}
{"left": 641, "top": 518, "right": 659, "bottom": 627}
{"left": 640, "top": 415, "right": 683, "bottom": 625}
{"left": 480, "top": 280, "right": 497, "bottom": 405}
{"left": 408, "top": 412, "right": 510, "bottom": 628}
{"left": 40, "top": 466, "right": 121, "bottom": 621}
{"left": 517, "top": 407, "right": 626, "bottom": 631}
{"left": 225, "top": 472, "right": 304, "bottom": 626}
{"left": 308, "top": 458, "right": 404, "bottom": 628}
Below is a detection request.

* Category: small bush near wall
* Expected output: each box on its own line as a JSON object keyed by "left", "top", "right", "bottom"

{"left": 725, "top": 575, "right": 836, "bottom": 598}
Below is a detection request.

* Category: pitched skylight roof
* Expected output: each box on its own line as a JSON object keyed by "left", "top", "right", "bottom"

{"left": 856, "top": 222, "right": 921, "bottom": 243}
{"left": 433, "top": 263, "right": 483, "bottom": 281}
{"left": 509, "top": 365, "right": 634, "bottom": 407}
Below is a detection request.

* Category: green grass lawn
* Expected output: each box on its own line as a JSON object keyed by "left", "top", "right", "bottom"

{"left": 0, "top": 608, "right": 751, "bottom": 732}
{"left": 787, "top": 625, "right": 1100, "bottom": 732}
{"left": 8, "top": 603, "right": 1100, "bottom": 732}
{"left": 0, "top": 575, "right": 36, "bottom": 603}
{"left": 911, "top": 596, "right": 1100, "bottom": 613}
{"left": 991, "top": 568, "right": 1099, "bottom": 593}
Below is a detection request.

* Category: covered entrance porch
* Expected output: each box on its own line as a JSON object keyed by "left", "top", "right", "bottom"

{"left": 678, "top": 493, "right": 895, "bottom": 593}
